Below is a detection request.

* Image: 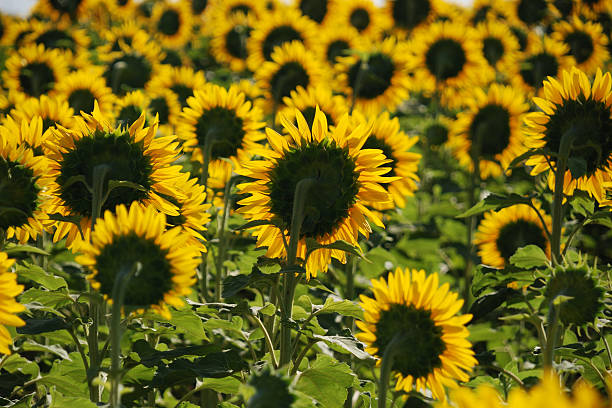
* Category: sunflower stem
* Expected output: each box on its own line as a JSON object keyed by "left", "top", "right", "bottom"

{"left": 109, "top": 262, "right": 141, "bottom": 408}
{"left": 377, "top": 333, "right": 405, "bottom": 408}
{"left": 280, "top": 178, "right": 316, "bottom": 368}
{"left": 198, "top": 134, "right": 216, "bottom": 302}
{"left": 350, "top": 59, "right": 368, "bottom": 114}
{"left": 214, "top": 176, "right": 234, "bottom": 302}
{"left": 550, "top": 128, "right": 575, "bottom": 265}
{"left": 543, "top": 301, "right": 561, "bottom": 369}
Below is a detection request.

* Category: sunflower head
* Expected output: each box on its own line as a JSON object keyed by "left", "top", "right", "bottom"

{"left": 423, "top": 116, "right": 452, "bottom": 149}
{"left": 387, "top": 0, "right": 438, "bottom": 33}
{"left": 356, "top": 268, "right": 477, "bottom": 401}
{"left": 551, "top": 16, "right": 609, "bottom": 75}
{"left": 545, "top": 266, "right": 604, "bottom": 326}
{"left": 0, "top": 251, "right": 25, "bottom": 355}
{"left": 76, "top": 202, "right": 201, "bottom": 318}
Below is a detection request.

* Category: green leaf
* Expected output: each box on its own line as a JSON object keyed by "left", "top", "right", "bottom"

{"left": 197, "top": 377, "right": 241, "bottom": 394}
{"left": 507, "top": 148, "right": 551, "bottom": 170}
{"left": 203, "top": 316, "right": 243, "bottom": 333}
{"left": 585, "top": 211, "right": 612, "bottom": 228}
{"left": 3, "top": 244, "right": 49, "bottom": 256}
{"left": 457, "top": 194, "right": 532, "bottom": 218}
{"left": 17, "top": 317, "right": 69, "bottom": 335}
{"left": 164, "top": 306, "right": 209, "bottom": 342}
{"left": 19, "top": 288, "right": 72, "bottom": 308}
{"left": 310, "top": 334, "right": 372, "bottom": 360}
{"left": 567, "top": 157, "right": 587, "bottom": 179}
{"left": 132, "top": 339, "right": 220, "bottom": 367}
{"left": 16, "top": 263, "right": 67, "bottom": 290}
{"left": 295, "top": 355, "right": 355, "bottom": 408}
{"left": 107, "top": 180, "right": 146, "bottom": 193}
{"left": 509, "top": 245, "right": 549, "bottom": 269}
{"left": 315, "top": 296, "right": 364, "bottom": 320}
{"left": 49, "top": 390, "right": 97, "bottom": 408}
{"left": 21, "top": 341, "right": 71, "bottom": 360}
{"left": 306, "top": 239, "right": 363, "bottom": 259}
{"left": 232, "top": 219, "right": 276, "bottom": 231}
{"left": 570, "top": 195, "right": 595, "bottom": 217}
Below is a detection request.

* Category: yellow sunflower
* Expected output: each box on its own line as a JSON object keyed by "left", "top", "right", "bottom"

{"left": 326, "top": 0, "right": 392, "bottom": 41}
{"left": 205, "top": 0, "right": 266, "bottom": 23}
{"left": 277, "top": 85, "right": 349, "bottom": 128}
{"left": 236, "top": 107, "right": 393, "bottom": 278}
{"left": 409, "top": 21, "right": 493, "bottom": 108}
{"left": 114, "top": 90, "right": 150, "bottom": 128}
{"left": 509, "top": 0, "right": 551, "bottom": 27}
{"left": 246, "top": 7, "right": 318, "bottom": 71}
{"left": 351, "top": 110, "right": 421, "bottom": 209}
{"left": 26, "top": 19, "right": 90, "bottom": 54}
{"left": 314, "top": 24, "right": 362, "bottom": 70}
{"left": 255, "top": 41, "right": 329, "bottom": 114}
{"left": 0, "top": 117, "right": 53, "bottom": 243}
{"left": 474, "top": 203, "right": 552, "bottom": 269}
{"left": 148, "top": 89, "right": 181, "bottom": 136}
{"left": 0, "top": 13, "right": 9, "bottom": 45}
{"left": 0, "top": 252, "right": 25, "bottom": 355}
{"left": 422, "top": 115, "right": 454, "bottom": 150}
{"left": 524, "top": 67, "right": 612, "bottom": 203}
{"left": 210, "top": 11, "right": 253, "bottom": 72}
{"left": 150, "top": 0, "right": 193, "bottom": 49}
{"left": 512, "top": 34, "right": 574, "bottom": 96}
{"left": 385, "top": 0, "right": 441, "bottom": 35}
{"left": 580, "top": 0, "right": 611, "bottom": 14}
{"left": 96, "top": 19, "right": 149, "bottom": 55}
{"left": 53, "top": 69, "right": 116, "bottom": 115}
{"left": 552, "top": 16, "right": 610, "bottom": 76}
{"left": 47, "top": 103, "right": 184, "bottom": 248}
{"left": 5, "top": 95, "right": 75, "bottom": 146}
{"left": 449, "top": 84, "right": 528, "bottom": 179}
{"left": 293, "top": 0, "right": 335, "bottom": 24}
{"left": 475, "top": 20, "right": 521, "bottom": 79}
{"left": 32, "top": 0, "right": 92, "bottom": 21}
{"left": 356, "top": 267, "right": 477, "bottom": 401}
{"left": 469, "top": 0, "right": 516, "bottom": 25}
{"left": 334, "top": 36, "right": 410, "bottom": 116}
{"left": 3, "top": 44, "right": 70, "bottom": 101}
{"left": 1, "top": 18, "right": 36, "bottom": 48}
{"left": 178, "top": 82, "right": 265, "bottom": 167}
{"left": 184, "top": 0, "right": 210, "bottom": 18}
{"left": 76, "top": 202, "right": 201, "bottom": 319}
{"left": 548, "top": 0, "right": 579, "bottom": 19}
{"left": 146, "top": 65, "right": 207, "bottom": 108}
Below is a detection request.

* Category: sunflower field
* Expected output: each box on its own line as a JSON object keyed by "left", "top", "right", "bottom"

{"left": 0, "top": 0, "right": 612, "bottom": 406}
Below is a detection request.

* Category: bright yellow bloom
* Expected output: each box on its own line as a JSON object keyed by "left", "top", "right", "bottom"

{"left": 0, "top": 252, "right": 25, "bottom": 355}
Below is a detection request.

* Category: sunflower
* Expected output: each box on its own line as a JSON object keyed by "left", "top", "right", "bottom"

{"left": 3, "top": 44, "right": 70, "bottom": 101}
{"left": 552, "top": 16, "right": 610, "bottom": 76}
{"left": 76, "top": 202, "right": 201, "bottom": 319}
{"left": 475, "top": 20, "right": 520, "bottom": 79}
{"left": 255, "top": 41, "right": 329, "bottom": 114}
{"left": 103, "top": 0, "right": 139, "bottom": 20}
{"left": 47, "top": 103, "right": 184, "bottom": 247}
{"left": 146, "top": 65, "right": 206, "bottom": 108}
{"left": 0, "top": 117, "right": 53, "bottom": 243}
{"left": 385, "top": 0, "right": 441, "bottom": 35}
{"left": 185, "top": 0, "right": 209, "bottom": 18}
{"left": 422, "top": 116, "right": 453, "bottom": 150}
{"left": 314, "top": 24, "right": 361, "bottom": 70}
{"left": 352, "top": 110, "right": 421, "bottom": 209}
{"left": 581, "top": 0, "right": 611, "bottom": 14}
{"left": 408, "top": 21, "right": 492, "bottom": 108}
{"left": 150, "top": 0, "right": 193, "bottom": 49}
{"left": 178, "top": 82, "right": 265, "bottom": 167}
{"left": 114, "top": 90, "right": 150, "bottom": 128}
{"left": 469, "top": 0, "right": 515, "bottom": 25}
{"left": 327, "top": 0, "right": 392, "bottom": 41}
{"left": 148, "top": 89, "right": 181, "bottom": 136}
{"left": 334, "top": 36, "right": 410, "bottom": 116}
{"left": 206, "top": 0, "right": 266, "bottom": 21}
{"left": 100, "top": 31, "right": 163, "bottom": 96}
{"left": 441, "top": 371, "right": 605, "bottom": 408}
{"left": 356, "top": 268, "right": 477, "bottom": 401}
{"left": 449, "top": 84, "right": 528, "bottom": 179}
{"left": 6, "top": 95, "right": 75, "bottom": 146}
{"left": 32, "top": 0, "right": 92, "bottom": 21}
{"left": 277, "top": 85, "right": 349, "bottom": 128}
{"left": 96, "top": 19, "right": 149, "bottom": 55}
{"left": 513, "top": 35, "right": 574, "bottom": 96}
{"left": 26, "top": 20, "right": 90, "bottom": 54}
{"left": 236, "top": 107, "right": 393, "bottom": 278}
{"left": 1, "top": 19, "right": 36, "bottom": 48}
{"left": 246, "top": 7, "right": 318, "bottom": 71}
{"left": 293, "top": 0, "right": 334, "bottom": 24}
{"left": 510, "top": 0, "right": 550, "bottom": 27}
{"left": 548, "top": 0, "right": 578, "bottom": 19}
{"left": 475, "top": 203, "right": 552, "bottom": 268}
{"left": 0, "top": 252, "right": 25, "bottom": 355}
{"left": 0, "top": 13, "right": 9, "bottom": 44}
{"left": 210, "top": 11, "right": 253, "bottom": 72}
{"left": 54, "top": 69, "right": 116, "bottom": 116}
{"left": 524, "top": 67, "right": 612, "bottom": 203}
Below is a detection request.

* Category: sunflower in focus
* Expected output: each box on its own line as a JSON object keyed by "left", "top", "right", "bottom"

{"left": 552, "top": 16, "right": 609, "bottom": 76}
{"left": 54, "top": 69, "right": 116, "bottom": 115}
{"left": 314, "top": 24, "right": 361, "bottom": 70}
{"left": 47, "top": 103, "right": 184, "bottom": 247}
{"left": 513, "top": 35, "right": 573, "bottom": 96}
{"left": 76, "top": 202, "right": 201, "bottom": 319}
{"left": 0, "top": 117, "right": 53, "bottom": 243}
{"left": 409, "top": 21, "right": 492, "bottom": 108}
{"left": 237, "top": 107, "right": 394, "bottom": 278}
{"left": 0, "top": 252, "right": 25, "bottom": 355}
{"left": 210, "top": 11, "right": 253, "bottom": 72}
{"left": 277, "top": 85, "right": 349, "bottom": 128}
{"left": 356, "top": 268, "right": 477, "bottom": 401}
{"left": 178, "top": 82, "right": 265, "bottom": 167}
{"left": 352, "top": 110, "right": 421, "bottom": 209}
{"left": 6, "top": 95, "right": 74, "bottom": 144}
{"left": 524, "top": 68, "right": 612, "bottom": 203}
{"left": 386, "top": 0, "right": 440, "bottom": 35}
{"left": 3, "top": 44, "right": 70, "bottom": 101}
{"left": 246, "top": 7, "right": 317, "bottom": 71}
{"left": 114, "top": 90, "right": 150, "bottom": 128}
{"left": 255, "top": 41, "right": 329, "bottom": 114}
{"left": 475, "top": 203, "right": 551, "bottom": 269}
{"left": 335, "top": 36, "right": 410, "bottom": 116}
{"left": 476, "top": 20, "right": 520, "bottom": 79}
{"left": 449, "top": 84, "right": 528, "bottom": 179}
{"left": 146, "top": 66, "right": 206, "bottom": 108}
{"left": 327, "top": 0, "right": 391, "bottom": 41}
{"left": 150, "top": 0, "right": 193, "bottom": 49}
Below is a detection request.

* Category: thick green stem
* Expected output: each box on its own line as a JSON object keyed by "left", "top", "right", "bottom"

{"left": 378, "top": 334, "right": 404, "bottom": 408}
{"left": 543, "top": 303, "right": 561, "bottom": 368}
{"left": 110, "top": 263, "right": 141, "bottom": 408}
{"left": 198, "top": 132, "right": 217, "bottom": 302}
{"left": 214, "top": 177, "right": 234, "bottom": 302}
{"left": 279, "top": 178, "right": 316, "bottom": 368}
{"left": 550, "top": 129, "right": 575, "bottom": 265}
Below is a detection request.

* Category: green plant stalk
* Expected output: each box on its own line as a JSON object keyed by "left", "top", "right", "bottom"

{"left": 279, "top": 178, "right": 315, "bottom": 368}
{"left": 550, "top": 129, "right": 575, "bottom": 265}
{"left": 198, "top": 134, "right": 216, "bottom": 301}
{"left": 109, "top": 263, "right": 140, "bottom": 408}
{"left": 543, "top": 303, "right": 561, "bottom": 368}
{"left": 377, "top": 334, "right": 404, "bottom": 408}
{"left": 214, "top": 177, "right": 234, "bottom": 302}
{"left": 463, "top": 134, "right": 482, "bottom": 311}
